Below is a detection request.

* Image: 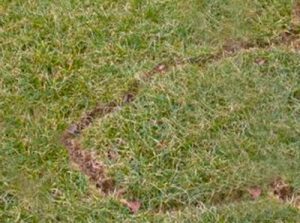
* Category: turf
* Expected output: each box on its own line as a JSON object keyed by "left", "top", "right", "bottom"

{"left": 1, "top": 0, "right": 300, "bottom": 222}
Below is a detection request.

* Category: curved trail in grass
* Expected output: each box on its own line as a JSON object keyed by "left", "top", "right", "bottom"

{"left": 60, "top": 22, "right": 299, "bottom": 212}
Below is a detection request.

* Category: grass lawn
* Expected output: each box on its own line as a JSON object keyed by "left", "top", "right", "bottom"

{"left": 1, "top": 0, "right": 300, "bottom": 222}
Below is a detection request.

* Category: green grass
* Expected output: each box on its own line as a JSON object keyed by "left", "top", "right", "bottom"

{"left": 1, "top": 0, "right": 300, "bottom": 222}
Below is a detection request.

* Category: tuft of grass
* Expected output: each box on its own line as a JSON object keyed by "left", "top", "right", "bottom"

{"left": 1, "top": 0, "right": 299, "bottom": 222}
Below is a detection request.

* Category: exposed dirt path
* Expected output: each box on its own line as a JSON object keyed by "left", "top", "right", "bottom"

{"left": 61, "top": 6, "right": 300, "bottom": 212}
